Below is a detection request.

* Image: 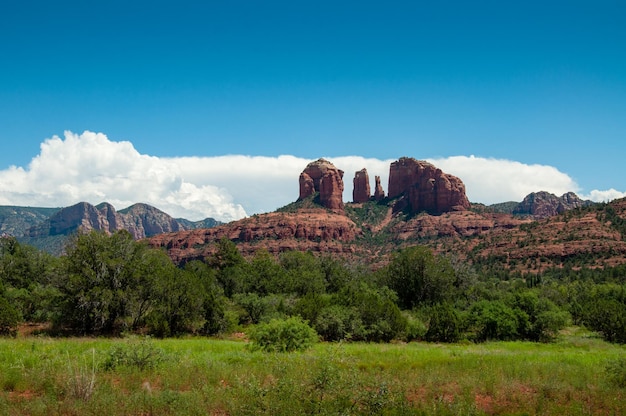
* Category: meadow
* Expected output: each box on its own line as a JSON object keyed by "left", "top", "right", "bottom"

{"left": 0, "top": 328, "right": 624, "bottom": 415}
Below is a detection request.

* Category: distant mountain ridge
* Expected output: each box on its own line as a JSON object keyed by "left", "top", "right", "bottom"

{"left": 0, "top": 202, "right": 221, "bottom": 254}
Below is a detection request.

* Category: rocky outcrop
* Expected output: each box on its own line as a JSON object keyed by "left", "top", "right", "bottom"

{"left": 299, "top": 159, "right": 344, "bottom": 211}
{"left": 373, "top": 176, "right": 385, "bottom": 201}
{"left": 149, "top": 209, "right": 360, "bottom": 263}
{"left": 513, "top": 191, "right": 592, "bottom": 219}
{"left": 117, "top": 203, "right": 184, "bottom": 239}
{"left": 352, "top": 169, "right": 371, "bottom": 203}
{"left": 26, "top": 202, "right": 219, "bottom": 240}
{"left": 387, "top": 157, "right": 470, "bottom": 214}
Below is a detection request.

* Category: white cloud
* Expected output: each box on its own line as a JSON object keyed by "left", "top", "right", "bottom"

{"left": 582, "top": 188, "right": 626, "bottom": 203}
{"left": 426, "top": 155, "right": 580, "bottom": 204}
{"left": 0, "top": 131, "right": 246, "bottom": 221}
{"left": 1, "top": 131, "right": 624, "bottom": 222}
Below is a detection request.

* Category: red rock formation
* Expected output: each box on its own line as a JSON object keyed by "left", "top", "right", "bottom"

{"left": 148, "top": 209, "right": 360, "bottom": 263}
{"left": 27, "top": 201, "right": 202, "bottom": 240}
{"left": 513, "top": 191, "right": 592, "bottom": 219}
{"left": 388, "top": 157, "right": 470, "bottom": 214}
{"left": 298, "top": 158, "right": 344, "bottom": 211}
{"left": 352, "top": 168, "right": 371, "bottom": 203}
{"left": 374, "top": 176, "right": 385, "bottom": 201}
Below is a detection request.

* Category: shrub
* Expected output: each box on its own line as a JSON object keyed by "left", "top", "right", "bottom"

{"left": 314, "top": 305, "right": 353, "bottom": 341}
{"left": 102, "top": 336, "right": 166, "bottom": 371}
{"left": 248, "top": 316, "right": 318, "bottom": 353}
{"left": 468, "top": 300, "right": 519, "bottom": 342}
{"left": 0, "top": 296, "right": 20, "bottom": 337}
{"left": 584, "top": 298, "right": 626, "bottom": 344}
{"left": 402, "top": 312, "right": 428, "bottom": 342}
{"left": 424, "top": 303, "right": 462, "bottom": 343}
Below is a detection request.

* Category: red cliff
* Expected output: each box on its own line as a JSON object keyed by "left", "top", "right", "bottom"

{"left": 388, "top": 157, "right": 470, "bottom": 214}
{"left": 298, "top": 158, "right": 344, "bottom": 211}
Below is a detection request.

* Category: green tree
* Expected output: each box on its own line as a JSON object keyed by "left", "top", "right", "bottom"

{"left": 279, "top": 251, "right": 326, "bottom": 295}
{"left": 467, "top": 300, "right": 519, "bottom": 341}
{"left": 206, "top": 238, "right": 246, "bottom": 297}
{"left": 424, "top": 303, "right": 462, "bottom": 343}
{"left": 0, "top": 237, "right": 60, "bottom": 322}
{"left": 56, "top": 230, "right": 159, "bottom": 334}
{"left": 510, "top": 290, "right": 569, "bottom": 342}
{"left": 147, "top": 266, "right": 205, "bottom": 337}
{"left": 184, "top": 260, "right": 228, "bottom": 335}
{"left": 244, "top": 249, "right": 285, "bottom": 295}
{"left": 384, "top": 246, "right": 456, "bottom": 309}
{"left": 0, "top": 295, "right": 20, "bottom": 337}
{"left": 338, "top": 282, "right": 407, "bottom": 342}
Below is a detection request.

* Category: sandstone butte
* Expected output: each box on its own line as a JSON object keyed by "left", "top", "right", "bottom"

{"left": 150, "top": 156, "right": 478, "bottom": 263}
{"left": 299, "top": 158, "right": 345, "bottom": 211}
{"left": 388, "top": 157, "right": 471, "bottom": 214}
{"left": 147, "top": 156, "right": 626, "bottom": 273}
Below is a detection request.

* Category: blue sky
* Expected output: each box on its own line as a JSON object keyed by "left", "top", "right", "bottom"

{"left": 1, "top": 1, "right": 625, "bottom": 220}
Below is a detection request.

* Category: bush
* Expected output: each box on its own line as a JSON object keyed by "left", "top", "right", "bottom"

{"left": 0, "top": 296, "right": 20, "bottom": 337}
{"left": 424, "top": 303, "right": 462, "bottom": 343}
{"left": 468, "top": 300, "right": 519, "bottom": 342}
{"left": 248, "top": 316, "right": 318, "bottom": 353}
{"left": 584, "top": 298, "right": 626, "bottom": 344}
{"left": 102, "top": 337, "right": 166, "bottom": 371}
{"left": 402, "top": 312, "right": 428, "bottom": 342}
{"left": 314, "top": 305, "right": 353, "bottom": 342}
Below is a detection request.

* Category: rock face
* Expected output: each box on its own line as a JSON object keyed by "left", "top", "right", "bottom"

{"left": 27, "top": 202, "right": 219, "bottom": 240}
{"left": 373, "top": 176, "right": 385, "bottom": 201}
{"left": 513, "top": 191, "right": 592, "bottom": 219}
{"left": 299, "top": 158, "right": 344, "bottom": 211}
{"left": 149, "top": 209, "right": 360, "bottom": 263}
{"left": 352, "top": 169, "right": 371, "bottom": 203}
{"left": 387, "top": 157, "right": 470, "bottom": 214}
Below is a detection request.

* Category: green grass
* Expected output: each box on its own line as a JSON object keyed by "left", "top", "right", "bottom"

{"left": 0, "top": 329, "right": 624, "bottom": 415}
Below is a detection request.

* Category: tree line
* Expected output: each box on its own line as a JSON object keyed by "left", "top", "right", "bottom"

{"left": 1, "top": 230, "right": 624, "bottom": 343}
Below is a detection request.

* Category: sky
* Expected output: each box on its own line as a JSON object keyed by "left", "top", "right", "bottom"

{"left": 1, "top": 1, "right": 625, "bottom": 221}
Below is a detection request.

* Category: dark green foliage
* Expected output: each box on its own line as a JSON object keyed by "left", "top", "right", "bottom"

{"left": 233, "top": 293, "right": 272, "bottom": 324}
{"left": 248, "top": 316, "right": 318, "bottom": 352}
{"left": 57, "top": 230, "right": 159, "bottom": 334}
{"left": 383, "top": 246, "right": 456, "bottom": 309}
{"left": 314, "top": 305, "right": 357, "bottom": 342}
{"left": 0, "top": 236, "right": 59, "bottom": 322}
{"left": 510, "top": 291, "right": 569, "bottom": 342}
{"left": 0, "top": 296, "right": 20, "bottom": 337}
{"left": 243, "top": 249, "right": 287, "bottom": 295}
{"left": 424, "top": 303, "right": 462, "bottom": 343}
{"left": 279, "top": 251, "right": 326, "bottom": 295}
{"left": 583, "top": 297, "right": 626, "bottom": 344}
{"left": 467, "top": 300, "right": 519, "bottom": 341}
{"left": 183, "top": 261, "right": 229, "bottom": 335}
{"left": 206, "top": 237, "right": 247, "bottom": 297}
{"left": 338, "top": 282, "right": 407, "bottom": 342}
{"left": 146, "top": 266, "right": 205, "bottom": 337}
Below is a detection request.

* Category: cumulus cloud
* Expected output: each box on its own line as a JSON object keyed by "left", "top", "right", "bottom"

{"left": 0, "top": 131, "right": 247, "bottom": 221}
{"left": 0, "top": 131, "right": 623, "bottom": 222}
{"left": 582, "top": 189, "right": 626, "bottom": 203}
{"left": 426, "top": 156, "right": 580, "bottom": 204}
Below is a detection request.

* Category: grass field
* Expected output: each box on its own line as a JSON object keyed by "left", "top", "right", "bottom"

{"left": 0, "top": 328, "right": 624, "bottom": 415}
